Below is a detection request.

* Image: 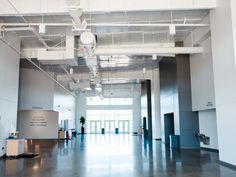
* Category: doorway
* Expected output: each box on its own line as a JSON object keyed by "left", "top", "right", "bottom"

{"left": 164, "top": 113, "right": 175, "bottom": 144}
{"left": 104, "top": 120, "right": 116, "bottom": 133}
{"left": 90, "top": 120, "right": 102, "bottom": 134}
{"left": 118, "top": 120, "right": 130, "bottom": 133}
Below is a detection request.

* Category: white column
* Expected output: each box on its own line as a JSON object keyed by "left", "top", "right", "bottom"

{"left": 151, "top": 69, "right": 162, "bottom": 139}
{"left": 210, "top": 0, "right": 236, "bottom": 165}
{"left": 231, "top": 0, "right": 236, "bottom": 65}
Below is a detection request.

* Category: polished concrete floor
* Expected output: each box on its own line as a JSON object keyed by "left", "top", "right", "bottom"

{"left": 0, "top": 134, "right": 236, "bottom": 177}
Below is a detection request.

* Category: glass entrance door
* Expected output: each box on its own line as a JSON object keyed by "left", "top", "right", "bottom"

{"left": 118, "top": 120, "right": 130, "bottom": 133}
{"left": 90, "top": 120, "right": 102, "bottom": 134}
{"left": 104, "top": 120, "right": 116, "bottom": 133}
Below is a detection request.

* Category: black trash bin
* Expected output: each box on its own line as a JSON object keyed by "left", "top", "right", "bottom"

{"left": 115, "top": 128, "right": 119, "bottom": 134}
{"left": 169, "top": 135, "right": 180, "bottom": 148}
{"left": 101, "top": 128, "right": 105, "bottom": 134}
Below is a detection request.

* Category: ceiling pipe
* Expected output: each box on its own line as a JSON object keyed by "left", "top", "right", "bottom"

{"left": 95, "top": 46, "right": 203, "bottom": 55}
{"left": 0, "top": 36, "right": 76, "bottom": 97}
{"left": 4, "top": 0, "right": 49, "bottom": 49}
{"left": 3, "top": 1, "right": 54, "bottom": 50}
{"left": 0, "top": 22, "right": 210, "bottom": 27}
{"left": 62, "top": 67, "right": 77, "bottom": 84}
{"left": 0, "top": 27, "right": 62, "bottom": 50}
{"left": 89, "top": 23, "right": 209, "bottom": 27}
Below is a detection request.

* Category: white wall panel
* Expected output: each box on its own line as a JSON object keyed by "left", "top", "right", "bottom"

{"left": 231, "top": 0, "right": 236, "bottom": 67}
{"left": 199, "top": 109, "right": 218, "bottom": 149}
{"left": 190, "top": 38, "right": 215, "bottom": 111}
{"left": 210, "top": 0, "right": 236, "bottom": 165}
{"left": 0, "top": 34, "right": 20, "bottom": 139}
{"left": 53, "top": 85, "right": 76, "bottom": 129}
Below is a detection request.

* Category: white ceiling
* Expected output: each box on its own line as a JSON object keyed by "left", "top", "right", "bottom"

{"left": 0, "top": 4, "right": 210, "bottom": 92}
{"left": 0, "top": 10, "right": 209, "bottom": 48}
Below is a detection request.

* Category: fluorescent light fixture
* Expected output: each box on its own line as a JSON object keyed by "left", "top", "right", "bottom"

{"left": 39, "top": 24, "right": 46, "bottom": 34}
{"left": 169, "top": 24, "right": 176, "bottom": 36}
{"left": 152, "top": 54, "right": 157, "bottom": 60}
{"left": 95, "top": 87, "right": 102, "bottom": 92}
{"left": 143, "top": 67, "right": 146, "bottom": 74}
{"left": 69, "top": 68, "right": 74, "bottom": 74}
{"left": 99, "top": 55, "right": 131, "bottom": 68}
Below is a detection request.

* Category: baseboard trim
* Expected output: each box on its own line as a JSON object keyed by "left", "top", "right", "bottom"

{"left": 220, "top": 161, "right": 236, "bottom": 170}
{"left": 200, "top": 147, "right": 219, "bottom": 152}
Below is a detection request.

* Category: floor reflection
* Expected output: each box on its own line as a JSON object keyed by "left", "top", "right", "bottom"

{"left": 0, "top": 134, "right": 236, "bottom": 177}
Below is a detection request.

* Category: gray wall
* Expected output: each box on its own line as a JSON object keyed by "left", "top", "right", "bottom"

{"left": 18, "top": 68, "right": 54, "bottom": 110}
{"left": 18, "top": 68, "right": 76, "bottom": 129}
{"left": 159, "top": 58, "right": 179, "bottom": 138}
{"left": 17, "top": 110, "right": 59, "bottom": 139}
{"left": 176, "top": 55, "right": 199, "bottom": 148}
{"left": 0, "top": 34, "right": 20, "bottom": 139}
{"left": 159, "top": 56, "right": 199, "bottom": 148}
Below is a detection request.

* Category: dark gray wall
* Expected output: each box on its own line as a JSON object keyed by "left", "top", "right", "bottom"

{"left": 141, "top": 80, "right": 152, "bottom": 139}
{"left": 176, "top": 55, "right": 199, "bottom": 147}
{"left": 18, "top": 68, "right": 54, "bottom": 110}
{"left": 159, "top": 56, "right": 199, "bottom": 148}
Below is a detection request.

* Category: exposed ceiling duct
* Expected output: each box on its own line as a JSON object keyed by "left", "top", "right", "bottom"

{"left": 36, "top": 35, "right": 77, "bottom": 66}
{"left": 80, "top": 31, "right": 98, "bottom": 77}
{"left": 80, "top": 31, "right": 96, "bottom": 57}
{"left": 84, "top": 56, "right": 98, "bottom": 76}
{"left": 0, "top": 0, "right": 212, "bottom": 94}
{"left": 66, "top": 0, "right": 87, "bottom": 31}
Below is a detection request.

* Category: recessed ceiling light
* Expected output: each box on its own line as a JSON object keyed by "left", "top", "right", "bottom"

{"left": 69, "top": 68, "right": 74, "bottom": 74}
{"left": 99, "top": 55, "right": 131, "bottom": 68}
{"left": 169, "top": 24, "right": 176, "bottom": 36}
{"left": 85, "top": 87, "right": 91, "bottom": 91}
{"left": 143, "top": 67, "right": 146, "bottom": 74}
{"left": 152, "top": 54, "right": 157, "bottom": 60}
{"left": 39, "top": 24, "right": 46, "bottom": 34}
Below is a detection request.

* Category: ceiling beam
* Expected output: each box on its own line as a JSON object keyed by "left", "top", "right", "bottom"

{"left": 0, "top": 22, "right": 209, "bottom": 28}
{"left": 0, "top": 35, "right": 76, "bottom": 97}
{"left": 57, "top": 70, "right": 154, "bottom": 82}
{"left": 0, "top": 0, "right": 216, "bottom": 16}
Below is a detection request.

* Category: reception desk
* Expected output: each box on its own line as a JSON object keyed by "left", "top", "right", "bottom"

{"left": 6, "top": 139, "right": 25, "bottom": 156}
{"left": 17, "top": 110, "right": 59, "bottom": 139}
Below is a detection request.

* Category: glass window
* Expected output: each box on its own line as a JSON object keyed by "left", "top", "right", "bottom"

{"left": 86, "top": 109, "right": 133, "bottom": 133}
{"left": 87, "top": 97, "right": 133, "bottom": 105}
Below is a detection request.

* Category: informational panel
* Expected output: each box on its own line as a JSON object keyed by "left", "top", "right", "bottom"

{"left": 17, "top": 110, "right": 59, "bottom": 139}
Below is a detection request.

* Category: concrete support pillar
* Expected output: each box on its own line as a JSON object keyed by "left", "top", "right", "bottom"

{"left": 151, "top": 69, "right": 162, "bottom": 139}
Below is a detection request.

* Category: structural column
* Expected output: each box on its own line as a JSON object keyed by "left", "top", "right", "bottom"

{"left": 210, "top": 0, "right": 236, "bottom": 166}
